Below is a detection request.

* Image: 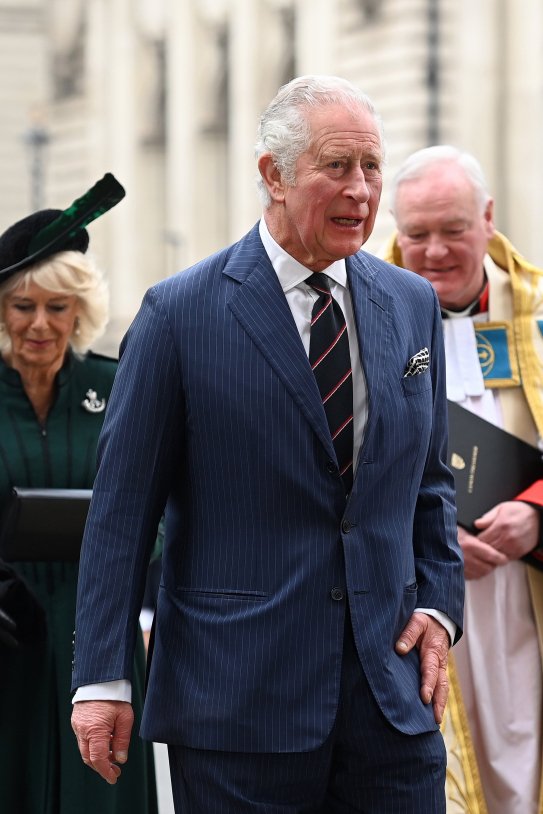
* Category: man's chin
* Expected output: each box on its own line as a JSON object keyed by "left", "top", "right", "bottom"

{"left": 417, "top": 277, "right": 458, "bottom": 308}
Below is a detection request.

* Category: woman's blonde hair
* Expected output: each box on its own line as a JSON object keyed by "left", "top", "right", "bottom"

{"left": 0, "top": 250, "right": 109, "bottom": 356}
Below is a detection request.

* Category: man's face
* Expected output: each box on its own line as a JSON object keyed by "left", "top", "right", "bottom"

{"left": 394, "top": 163, "right": 495, "bottom": 310}
{"left": 265, "top": 103, "right": 383, "bottom": 272}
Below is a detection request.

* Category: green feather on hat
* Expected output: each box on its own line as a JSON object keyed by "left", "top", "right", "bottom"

{"left": 0, "top": 173, "right": 125, "bottom": 285}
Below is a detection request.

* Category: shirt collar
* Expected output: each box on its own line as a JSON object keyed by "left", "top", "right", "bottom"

{"left": 259, "top": 217, "right": 347, "bottom": 293}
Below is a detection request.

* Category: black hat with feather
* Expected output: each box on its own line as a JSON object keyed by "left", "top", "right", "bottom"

{"left": 0, "top": 173, "right": 125, "bottom": 285}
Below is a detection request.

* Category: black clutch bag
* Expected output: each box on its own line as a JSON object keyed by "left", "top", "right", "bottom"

{"left": 0, "top": 487, "right": 92, "bottom": 562}
{"left": 447, "top": 401, "right": 543, "bottom": 530}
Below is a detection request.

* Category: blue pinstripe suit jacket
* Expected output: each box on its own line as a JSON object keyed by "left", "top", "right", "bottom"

{"left": 72, "top": 222, "right": 464, "bottom": 753}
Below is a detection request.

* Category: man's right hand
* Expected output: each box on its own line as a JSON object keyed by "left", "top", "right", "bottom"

{"left": 457, "top": 524, "right": 508, "bottom": 579}
{"left": 71, "top": 700, "right": 134, "bottom": 784}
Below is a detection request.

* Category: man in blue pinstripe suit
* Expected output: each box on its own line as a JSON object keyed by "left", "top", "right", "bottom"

{"left": 71, "top": 75, "right": 464, "bottom": 812}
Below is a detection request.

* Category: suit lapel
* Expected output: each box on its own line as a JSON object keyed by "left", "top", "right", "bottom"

{"left": 347, "top": 254, "right": 393, "bottom": 466}
{"left": 225, "top": 228, "right": 335, "bottom": 459}
{"left": 225, "top": 231, "right": 397, "bottom": 467}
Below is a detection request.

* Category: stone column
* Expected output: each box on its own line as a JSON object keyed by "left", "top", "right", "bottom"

{"left": 226, "top": 0, "right": 262, "bottom": 242}
{"left": 294, "top": 0, "right": 336, "bottom": 74}
{"left": 87, "top": 0, "right": 139, "bottom": 335}
{"left": 163, "top": 0, "right": 197, "bottom": 269}
{"left": 502, "top": 0, "right": 543, "bottom": 264}
{"left": 453, "top": 0, "right": 501, "bottom": 208}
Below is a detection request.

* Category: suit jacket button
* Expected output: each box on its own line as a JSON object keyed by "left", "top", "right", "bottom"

{"left": 331, "top": 587, "right": 344, "bottom": 601}
{"left": 341, "top": 519, "right": 352, "bottom": 533}
{"left": 326, "top": 459, "right": 337, "bottom": 474}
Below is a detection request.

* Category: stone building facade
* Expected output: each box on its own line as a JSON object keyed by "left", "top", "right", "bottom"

{"left": 2, "top": 0, "right": 543, "bottom": 353}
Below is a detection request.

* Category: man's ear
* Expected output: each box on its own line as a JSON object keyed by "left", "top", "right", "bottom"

{"left": 483, "top": 198, "right": 495, "bottom": 238}
{"left": 258, "top": 154, "right": 286, "bottom": 202}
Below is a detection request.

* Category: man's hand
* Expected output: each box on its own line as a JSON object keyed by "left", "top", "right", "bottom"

{"left": 457, "top": 524, "right": 508, "bottom": 580}
{"left": 395, "top": 612, "right": 450, "bottom": 724}
{"left": 474, "top": 501, "right": 539, "bottom": 561}
{"left": 71, "top": 700, "right": 134, "bottom": 784}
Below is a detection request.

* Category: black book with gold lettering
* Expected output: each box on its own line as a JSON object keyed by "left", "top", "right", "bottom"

{"left": 0, "top": 488, "right": 92, "bottom": 562}
{"left": 447, "top": 400, "right": 543, "bottom": 530}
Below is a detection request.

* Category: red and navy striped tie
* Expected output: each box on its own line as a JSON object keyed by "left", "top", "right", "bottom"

{"left": 307, "top": 273, "right": 354, "bottom": 494}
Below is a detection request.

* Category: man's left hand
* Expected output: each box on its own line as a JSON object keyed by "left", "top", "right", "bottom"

{"left": 474, "top": 501, "right": 539, "bottom": 560}
{"left": 395, "top": 612, "right": 449, "bottom": 724}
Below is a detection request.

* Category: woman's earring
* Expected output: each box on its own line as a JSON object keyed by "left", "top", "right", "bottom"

{"left": 74, "top": 316, "right": 81, "bottom": 336}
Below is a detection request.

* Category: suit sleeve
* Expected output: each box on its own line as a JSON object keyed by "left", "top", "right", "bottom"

{"left": 72, "top": 286, "right": 184, "bottom": 689}
{"left": 412, "top": 285, "right": 465, "bottom": 641}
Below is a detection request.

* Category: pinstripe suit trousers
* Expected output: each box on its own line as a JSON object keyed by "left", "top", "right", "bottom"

{"left": 167, "top": 612, "right": 446, "bottom": 814}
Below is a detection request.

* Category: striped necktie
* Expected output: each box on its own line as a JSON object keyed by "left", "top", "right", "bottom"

{"left": 307, "top": 273, "right": 354, "bottom": 494}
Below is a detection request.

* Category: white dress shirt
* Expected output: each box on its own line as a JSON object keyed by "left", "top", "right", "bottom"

{"left": 258, "top": 217, "right": 368, "bottom": 473}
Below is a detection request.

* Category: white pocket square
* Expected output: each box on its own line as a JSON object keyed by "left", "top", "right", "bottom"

{"left": 404, "top": 347, "right": 429, "bottom": 377}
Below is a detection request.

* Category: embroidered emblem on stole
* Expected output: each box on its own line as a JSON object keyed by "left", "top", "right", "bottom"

{"left": 473, "top": 321, "right": 520, "bottom": 387}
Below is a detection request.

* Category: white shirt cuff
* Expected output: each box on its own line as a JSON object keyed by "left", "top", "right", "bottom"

{"left": 415, "top": 607, "right": 456, "bottom": 646}
{"left": 72, "top": 679, "right": 132, "bottom": 704}
{"left": 139, "top": 608, "right": 154, "bottom": 633}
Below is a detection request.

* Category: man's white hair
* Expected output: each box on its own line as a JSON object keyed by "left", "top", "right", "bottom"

{"left": 255, "top": 74, "right": 384, "bottom": 207}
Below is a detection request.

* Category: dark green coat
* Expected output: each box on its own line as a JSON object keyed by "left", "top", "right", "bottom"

{"left": 0, "top": 351, "right": 157, "bottom": 814}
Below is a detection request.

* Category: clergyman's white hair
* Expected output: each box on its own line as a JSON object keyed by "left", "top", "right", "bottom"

{"left": 389, "top": 144, "right": 491, "bottom": 216}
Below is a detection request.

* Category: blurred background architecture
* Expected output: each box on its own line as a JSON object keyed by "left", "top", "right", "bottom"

{"left": 2, "top": 0, "right": 543, "bottom": 353}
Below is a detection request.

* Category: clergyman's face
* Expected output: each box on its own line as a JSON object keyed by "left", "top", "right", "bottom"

{"left": 394, "top": 163, "right": 494, "bottom": 310}
{"left": 267, "top": 102, "right": 383, "bottom": 272}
